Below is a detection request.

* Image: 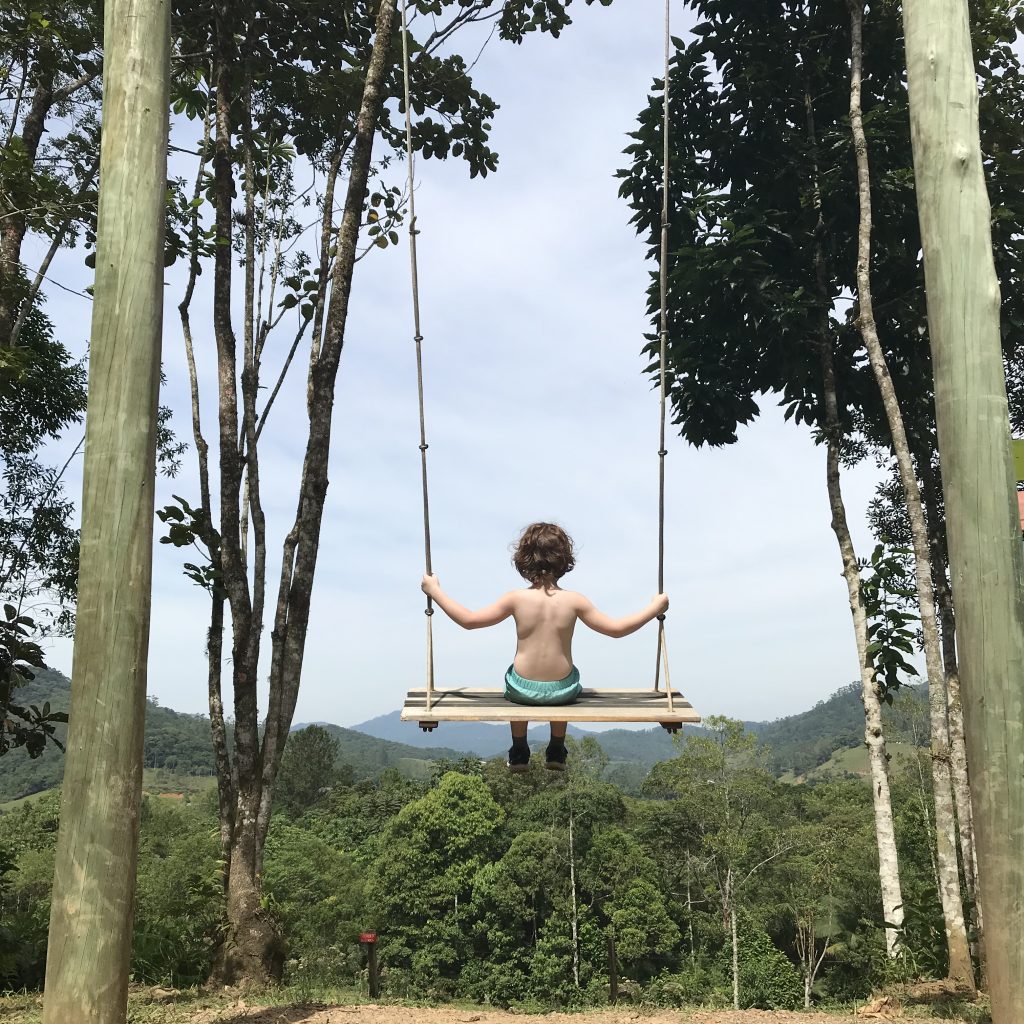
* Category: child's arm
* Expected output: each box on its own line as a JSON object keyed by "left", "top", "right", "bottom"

{"left": 421, "top": 574, "right": 515, "bottom": 630}
{"left": 575, "top": 593, "right": 669, "bottom": 639}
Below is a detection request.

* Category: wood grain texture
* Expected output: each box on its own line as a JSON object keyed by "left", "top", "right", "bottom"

{"left": 903, "top": 0, "right": 1024, "bottom": 1017}
{"left": 41, "top": 0, "right": 170, "bottom": 1021}
{"left": 401, "top": 688, "right": 700, "bottom": 724}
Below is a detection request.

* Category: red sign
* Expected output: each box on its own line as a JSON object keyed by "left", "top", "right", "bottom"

{"left": 359, "top": 932, "right": 377, "bottom": 943}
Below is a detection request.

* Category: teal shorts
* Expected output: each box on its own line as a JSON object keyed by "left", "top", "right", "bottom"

{"left": 504, "top": 665, "right": 582, "bottom": 706}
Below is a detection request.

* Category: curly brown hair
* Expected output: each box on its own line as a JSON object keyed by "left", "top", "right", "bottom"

{"left": 512, "top": 522, "right": 576, "bottom": 584}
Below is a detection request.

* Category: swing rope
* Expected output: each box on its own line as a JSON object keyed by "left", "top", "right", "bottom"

{"left": 399, "top": 0, "right": 675, "bottom": 712}
{"left": 654, "top": 0, "right": 675, "bottom": 710}
{"left": 399, "top": 0, "right": 436, "bottom": 713}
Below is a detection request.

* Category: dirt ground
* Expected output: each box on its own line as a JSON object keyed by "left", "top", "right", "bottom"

{"left": 183, "top": 1004, "right": 960, "bottom": 1024}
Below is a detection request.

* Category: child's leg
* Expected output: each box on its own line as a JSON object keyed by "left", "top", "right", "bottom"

{"left": 545, "top": 722, "right": 568, "bottom": 771}
{"left": 507, "top": 721, "right": 530, "bottom": 772}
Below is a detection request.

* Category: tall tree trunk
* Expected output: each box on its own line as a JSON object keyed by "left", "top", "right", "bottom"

{"left": 41, "top": 0, "right": 169, "bottom": 1019}
{"left": 729, "top": 886, "right": 739, "bottom": 1010}
{"left": 802, "top": 83, "right": 905, "bottom": 958}
{"left": 902, "top": 0, "right": 1024, "bottom": 1018}
{"left": 254, "top": 0, "right": 398, "bottom": 850}
{"left": 212, "top": 0, "right": 399, "bottom": 983}
{"left": 686, "top": 853, "right": 695, "bottom": 963}
{"left": 0, "top": 55, "right": 55, "bottom": 350}
{"left": 178, "top": 103, "right": 236, "bottom": 882}
{"left": 568, "top": 806, "right": 581, "bottom": 988}
{"left": 923, "top": 456, "right": 983, "bottom": 956}
{"left": 821, "top": 339, "right": 905, "bottom": 957}
{"left": 846, "top": 1, "right": 973, "bottom": 986}
{"left": 204, "top": 22, "right": 276, "bottom": 981}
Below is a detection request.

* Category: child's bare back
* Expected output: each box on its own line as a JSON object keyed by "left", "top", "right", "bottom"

{"left": 420, "top": 522, "right": 668, "bottom": 772}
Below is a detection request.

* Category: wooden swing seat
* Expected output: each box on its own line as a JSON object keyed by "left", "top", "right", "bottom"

{"left": 401, "top": 687, "right": 701, "bottom": 733}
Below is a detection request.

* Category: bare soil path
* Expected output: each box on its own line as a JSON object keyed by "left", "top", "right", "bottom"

{"left": 185, "top": 1003, "right": 953, "bottom": 1024}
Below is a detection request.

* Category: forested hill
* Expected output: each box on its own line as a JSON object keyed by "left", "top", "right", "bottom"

{"left": 0, "top": 671, "right": 467, "bottom": 804}
{"left": 1, "top": 670, "right": 926, "bottom": 805}
{"left": 753, "top": 682, "right": 926, "bottom": 776}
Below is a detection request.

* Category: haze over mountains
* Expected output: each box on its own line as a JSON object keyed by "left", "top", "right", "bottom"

{"left": 0, "top": 669, "right": 927, "bottom": 805}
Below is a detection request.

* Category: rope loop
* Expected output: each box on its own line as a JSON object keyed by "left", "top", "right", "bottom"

{"left": 425, "top": 606, "right": 434, "bottom": 616}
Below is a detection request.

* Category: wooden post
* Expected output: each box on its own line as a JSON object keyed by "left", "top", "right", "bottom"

{"left": 40, "top": 0, "right": 170, "bottom": 1021}
{"left": 607, "top": 928, "right": 618, "bottom": 1004}
{"left": 902, "top": 0, "right": 1024, "bottom": 1020}
{"left": 361, "top": 932, "right": 379, "bottom": 998}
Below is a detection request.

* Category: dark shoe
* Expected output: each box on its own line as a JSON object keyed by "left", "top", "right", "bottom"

{"left": 507, "top": 742, "right": 531, "bottom": 773}
{"left": 545, "top": 741, "right": 568, "bottom": 771}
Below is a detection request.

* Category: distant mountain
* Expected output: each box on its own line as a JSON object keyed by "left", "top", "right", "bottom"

{"left": 752, "top": 682, "right": 927, "bottom": 777}
{"left": 2, "top": 669, "right": 928, "bottom": 806}
{"left": 0, "top": 669, "right": 219, "bottom": 804}
{"left": 1, "top": 673, "right": 481, "bottom": 804}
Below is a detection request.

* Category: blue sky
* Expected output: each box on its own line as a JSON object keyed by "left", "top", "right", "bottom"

{"left": 34, "top": 0, "right": 886, "bottom": 727}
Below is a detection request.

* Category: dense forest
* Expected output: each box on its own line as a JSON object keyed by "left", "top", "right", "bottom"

{"left": 1, "top": 714, "right": 947, "bottom": 1011}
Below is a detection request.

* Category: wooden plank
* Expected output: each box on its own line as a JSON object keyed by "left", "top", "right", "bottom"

{"left": 400, "top": 688, "right": 701, "bottom": 724}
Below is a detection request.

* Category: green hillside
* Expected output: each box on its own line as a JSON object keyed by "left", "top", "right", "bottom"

{"left": 1, "top": 670, "right": 930, "bottom": 805}
{"left": 0, "top": 672, "right": 469, "bottom": 804}
{"left": 751, "top": 682, "right": 928, "bottom": 777}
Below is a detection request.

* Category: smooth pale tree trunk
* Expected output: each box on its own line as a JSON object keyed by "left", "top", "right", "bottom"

{"left": 846, "top": 1, "right": 973, "bottom": 986}
{"left": 41, "top": 0, "right": 170, "bottom": 1021}
{"left": 902, "top": 0, "right": 1024, "bottom": 1018}
{"left": 926, "top": 464, "right": 982, "bottom": 941}
{"left": 568, "top": 807, "right": 580, "bottom": 988}
{"left": 803, "top": 83, "right": 905, "bottom": 956}
{"left": 821, "top": 354, "right": 905, "bottom": 958}
{"left": 730, "top": 898, "right": 739, "bottom": 1010}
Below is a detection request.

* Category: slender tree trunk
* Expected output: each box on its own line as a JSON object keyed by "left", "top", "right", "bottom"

{"left": 211, "top": 0, "right": 398, "bottom": 982}
{"left": 0, "top": 56, "right": 55, "bottom": 350}
{"left": 804, "top": 956, "right": 812, "bottom": 1009}
{"left": 821, "top": 337, "right": 905, "bottom": 957}
{"left": 802, "top": 83, "right": 905, "bottom": 958}
{"left": 254, "top": 0, "right": 398, "bottom": 850}
{"left": 568, "top": 808, "right": 581, "bottom": 988}
{"left": 846, "top": 1, "right": 972, "bottom": 986}
{"left": 902, "top": 0, "right": 1024, "bottom": 1018}
{"left": 686, "top": 854, "right": 695, "bottom": 963}
{"left": 927, "top": 485, "right": 982, "bottom": 953}
{"left": 730, "top": 898, "right": 739, "bottom": 1010}
{"left": 41, "top": 0, "right": 169, "bottom": 1020}
{"left": 178, "top": 102, "right": 236, "bottom": 883}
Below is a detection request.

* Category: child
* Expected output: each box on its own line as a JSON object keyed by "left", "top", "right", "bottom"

{"left": 420, "top": 522, "right": 669, "bottom": 773}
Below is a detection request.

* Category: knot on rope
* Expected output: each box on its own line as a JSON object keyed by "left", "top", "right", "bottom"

{"left": 419, "top": 443, "right": 429, "bottom": 452}
{"left": 658, "top": 449, "right": 668, "bottom": 457}
{"left": 414, "top": 335, "right": 424, "bottom": 342}
{"left": 657, "top": 613, "right": 666, "bottom": 621}
{"left": 425, "top": 607, "right": 434, "bottom": 616}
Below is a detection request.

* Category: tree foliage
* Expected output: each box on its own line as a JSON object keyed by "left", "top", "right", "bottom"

{"left": 0, "top": 714, "right": 963, "bottom": 1003}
